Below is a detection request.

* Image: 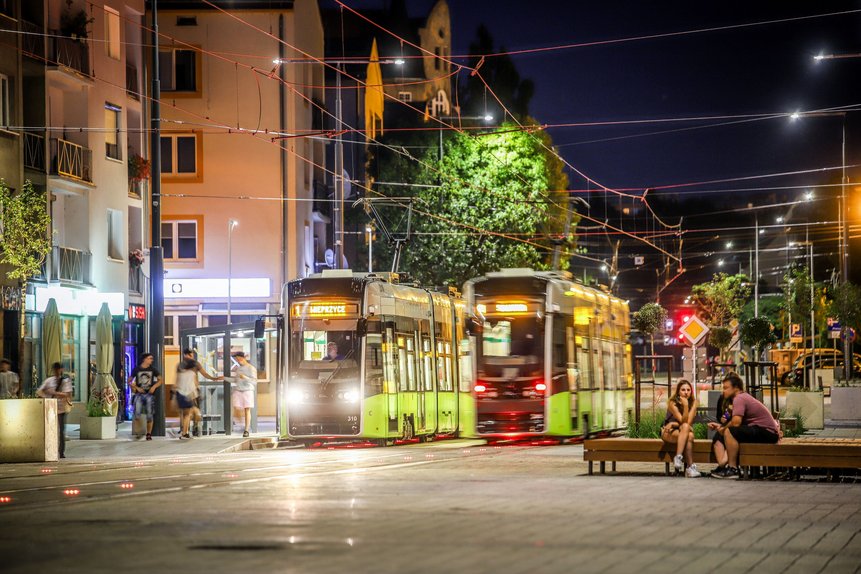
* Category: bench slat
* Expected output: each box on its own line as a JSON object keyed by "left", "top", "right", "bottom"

{"left": 585, "top": 451, "right": 716, "bottom": 464}
{"left": 739, "top": 454, "right": 861, "bottom": 469}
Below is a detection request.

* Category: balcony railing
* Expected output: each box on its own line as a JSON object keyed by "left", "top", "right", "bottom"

{"left": 50, "top": 138, "right": 93, "bottom": 183}
{"left": 39, "top": 247, "right": 93, "bottom": 285}
{"left": 22, "top": 20, "right": 44, "bottom": 60}
{"left": 126, "top": 64, "right": 139, "bottom": 99}
{"left": 128, "top": 266, "right": 144, "bottom": 294}
{"left": 48, "top": 32, "right": 90, "bottom": 77}
{"left": 24, "top": 132, "right": 46, "bottom": 172}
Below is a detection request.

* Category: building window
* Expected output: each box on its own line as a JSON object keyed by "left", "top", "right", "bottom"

{"left": 159, "top": 48, "right": 198, "bottom": 92}
{"left": 165, "top": 315, "right": 198, "bottom": 346}
{"left": 160, "top": 134, "right": 198, "bottom": 177}
{"left": 397, "top": 91, "right": 412, "bottom": 102}
{"left": 105, "top": 7, "right": 120, "bottom": 60}
{"left": 105, "top": 103, "right": 121, "bottom": 160}
{"left": 0, "top": 73, "right": 10, "bottom": 128}
{"left": 107, "top": 209, "right": 123, "bottom": 260}
{"left": 162, "top": 220, "right": 198, "bottom": 261}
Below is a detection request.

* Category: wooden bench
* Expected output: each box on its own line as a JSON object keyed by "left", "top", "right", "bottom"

{"left": 583, "top": 438, "right": 861, "bottom": 478}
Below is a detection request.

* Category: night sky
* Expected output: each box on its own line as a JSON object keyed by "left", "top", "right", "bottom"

{"left": 327, "top": 1, "right": 861, "bottom": 301}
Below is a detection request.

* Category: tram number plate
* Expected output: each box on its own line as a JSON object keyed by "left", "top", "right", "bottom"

{"left": 346, "top": 416, "right": 358, "bottom": 423}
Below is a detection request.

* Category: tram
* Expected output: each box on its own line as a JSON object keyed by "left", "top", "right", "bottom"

{"left": 464, "top": 268, "right": 633, "bottom": 438}
{"left": 280, "top": 270, "right": 475, "bottom": 443}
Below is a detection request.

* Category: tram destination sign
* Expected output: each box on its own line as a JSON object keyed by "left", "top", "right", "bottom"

{"left": 292, "top": 302, "right": 359, "bottom": 317}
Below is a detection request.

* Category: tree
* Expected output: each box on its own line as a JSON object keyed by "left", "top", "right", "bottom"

{"left": 739, "top": 296, "right": 785, "bottom": 340}
{"left": 372, "top": 122, "right": 573, "bottom": 287}
{"left": 829, "top": 281, "right": 861, "bottom": 381}
{"left": 0, "top": 179, "right": 52, "bottom": 388}
{"left": 739, "top": 316, "right": 777, "bottom": 361}
{"left": 691, "top": 273, "right": 751, "bottom": 326}
{"left": 631, "top": 302, "right": 667, "bottom": 357}
{"left": 709, "top": 326, "right": 733, "bottom": 362}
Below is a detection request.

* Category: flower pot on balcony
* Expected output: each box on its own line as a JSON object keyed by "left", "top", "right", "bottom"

{"left": 831, "top": 386, "right": 861, "bottom": 422}
{"left": 785, "top": 390, "right": 824, "bottom": 430}
{"left": 80, "top": 416, "right": 116, "bottom": 440}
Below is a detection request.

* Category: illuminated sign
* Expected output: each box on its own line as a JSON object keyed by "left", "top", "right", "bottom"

{"left": 31, "top": 286, "right": 125, "bottom": 316}
{"left": 128, "top": 304, "right": 146, "bottom": 321}
{"left": 292, "top": 302, "right": 359, "bottom": 317}
{"left": 163, "top": 278, "right": 271, "bottom": 299}
{"left": 495, "top": 303, "right": 529, "bottom": 313}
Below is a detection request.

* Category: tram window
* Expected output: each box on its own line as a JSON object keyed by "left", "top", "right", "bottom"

{"left": 397, "top": 336, "right": 409, "bottom": 392}
{"left": 445, "top": 343, "right": 453, "bottom": 391}
{"left": 603, "top": 341, "right": 615, "bottom": 391}
{"left": 436, "top": 341, "right": 452, "bottom": 391}
{"left": 406, "top": 336, "right": 417, "bottom": 391}
{"left": 296, "top": 330, "right": 353, "bottom": 362}
{"left": 576, "top": 335, "right": 593, "bottom": 389}
{"left": 364, "top": 333, "right": 384, "bottom": 397}
{"left": 458, "top": 338, "right": 473, "bottom": 392}
{"left": 482, "top": 318, "right": 540, "bottom": 359}
{"left": 422, "top": 337, "right": 434, "bottom": 391}
{"left": 615, "top": 342, "right": 627, "bottom": 389}
{"left": 553, "top": 317, "right": 567, "bottom": 369}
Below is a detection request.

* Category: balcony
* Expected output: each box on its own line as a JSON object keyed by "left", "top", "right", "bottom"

{"left": 126, "top": 64, "right": 139, "bottom": 100}
{"left": 22, "top": 20, "right": 44, "bottom": 61}
{"left": 39, "top": 247, "right": 93, "bottom": 285}
{"left": 50, "top": 138, "right": 93, "bottom": 183}
{"left": 48, "top": 32, "right": 90, "bottom": 77}
{"left": 128, "top": 266, "right": 144, "bottom": 295}
{"left": 24, "top": 132, "right": 46, "bottom": 172}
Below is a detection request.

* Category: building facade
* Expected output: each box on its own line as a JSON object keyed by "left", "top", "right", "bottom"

{"left": 154, "top": 0, "right": 325, "bottom": 416}
{"left": 0, "top": 0, "right": 148, "bottom": 421}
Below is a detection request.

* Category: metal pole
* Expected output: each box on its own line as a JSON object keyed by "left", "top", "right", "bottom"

{"left": 841, "top": 120, "right": 851, "bottom": 381}
{"left": 333, "top": 66, "right": 344, "bottom": 269}
{"left": 809, "top": 230, "right": 816, "bottom": 390}
{"left": 227, "top": 220, "right": 234, "bottom": 323}
{"left": 367, "top": 224, "right": 373, "bottom": 273}
{"left": 149, "top": 0, "right": 166, "bottom": 436}
{"left": 754, "top": 216, "right": 759, "bottom": 318}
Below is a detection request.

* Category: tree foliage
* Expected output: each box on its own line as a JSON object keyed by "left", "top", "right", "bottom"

{"left": 372, "top": 123, "right": 573, "bottom": 287}
{"left": 631, "top": 302, "right": 667, "bottom": 337}
{"left": 691, "top": 273, "right": 751, "bottom": 326}
{"left": 709, "top": 326, "right": 733, "bottom": 358}
{"left": 0, "top": 179, "right": 52, "bottom": 283}
{"left": 829, "top": 281, "right": 861, "bottom": 332}
{"left": 740, "top": 296, "right": 785, "bottom": 340}
{"left": 782, "top": 267, "right": 812, "bottom": 323}
{"left": 740, "top": 316, "right": 777, "bottom": 357}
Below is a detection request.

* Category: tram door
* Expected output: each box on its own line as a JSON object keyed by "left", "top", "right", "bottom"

{"left": 383, "top": 322, "right": 400, "bottom": 434}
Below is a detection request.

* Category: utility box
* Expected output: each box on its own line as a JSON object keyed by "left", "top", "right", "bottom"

{"left": 0, "top": 399, "right": 59, "bottom": 463}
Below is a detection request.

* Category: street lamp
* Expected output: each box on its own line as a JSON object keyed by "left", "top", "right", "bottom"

{"left": 228, "top": 219, "right": 238, "bottom": 323}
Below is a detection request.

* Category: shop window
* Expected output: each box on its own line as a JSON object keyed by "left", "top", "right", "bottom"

{"left": 105, "top": 7, "right": 120, "bottom": 60}
{"left": 159, "top": 48, "right": 198, "bottom": 92}
{"left": 160, "top": 134, "right": 198, "bottom": 177}
{"left": 161, "top": 219, "right": 198, "bottom": 261}
{"left": 105, "top": 103, "right": 121, "bottom": 160}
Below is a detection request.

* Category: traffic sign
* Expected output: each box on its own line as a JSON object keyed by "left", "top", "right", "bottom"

{"left": 828, "top": 318, "right": 841, "bottom": 339}
{"left": 790, "top": 323, "right": 802, "bottom": 343}
{"left": 679, "top": 315, "right": 709, "bottom": 345}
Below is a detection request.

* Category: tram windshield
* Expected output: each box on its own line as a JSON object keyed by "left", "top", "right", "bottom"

{"left": 478, "top": 315, "right": 544, "bottom": 378}
{"left": 289, "top": 318, "right": 360, "bottom": 379}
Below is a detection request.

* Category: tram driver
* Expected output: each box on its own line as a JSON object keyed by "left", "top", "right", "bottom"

{"left": 326, "top": 341, "right": 345, "bottom": 361}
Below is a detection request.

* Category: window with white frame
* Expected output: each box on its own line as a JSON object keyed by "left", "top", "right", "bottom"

{"left": 105, "top": 103, "right": 121, "bottom": 160}
{"left": 161, "top": 220, "right": 198, "bottom": 261}
{"left": 158, "top": 48, "right": 198, "bottom": 92}
{"left": 160, "top": 134, "right": 198, "bottom": 176}
{"left": 105, "top": 7, "right": 120, "bottom": 60}
{"left": 107, "top": 209, "right": 123, "bottom": 260}
{"left": 0, "top": 73, "right": 10, "bottom": 128}
{"left": 164, "top": 314, "right": 198, "bottom": 346}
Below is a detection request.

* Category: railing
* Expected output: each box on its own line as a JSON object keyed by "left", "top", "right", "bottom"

{"left": 24, "top": 132, "right": 46, "bottom": 171}
{"left": 50, "top": 138, "right": 93, "bottom": 183}
{"left": 22, "top": 20, "right": 44, "bottom": 60}
{"left": 128, "top": 265, "right": 144, "bottom": 294}
{"left": 128, "top": 179, "right": 145, "bottom": 198}
{"left": 126, "top": 64, "right": 139, "bottom": 99}
{"left": 48, "top": 31, "right": 90, "bottom": 76}
{"left": 40, "top": 246, "right": 93, "bottom": 285}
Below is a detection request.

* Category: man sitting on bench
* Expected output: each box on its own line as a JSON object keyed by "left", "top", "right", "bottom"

{"left": 710, "top": 372, "right": 780, "bottom": 479}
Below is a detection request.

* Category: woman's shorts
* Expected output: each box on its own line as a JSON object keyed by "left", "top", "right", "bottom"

{"left": 232, "top": 389, "right": 255, "bottom": 409}
{"left": 176, "top": 392, "right": 195, "bottom": 410}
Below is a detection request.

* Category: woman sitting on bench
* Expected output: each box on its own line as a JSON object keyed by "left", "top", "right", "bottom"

{"left": 660, "top": 379, "right": 701, "bottom": 477}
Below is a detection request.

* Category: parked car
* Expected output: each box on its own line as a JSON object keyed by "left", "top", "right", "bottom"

{"left": 781, "top": 351, "right": 861, "bottom": 386}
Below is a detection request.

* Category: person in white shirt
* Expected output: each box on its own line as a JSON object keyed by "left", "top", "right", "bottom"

{"left": 0, "top": 358, "right": 20, "bottom": 399}
{"left": 37, "top": 363, "right": 73, "bottom": 459}
{"left": 230, "top": 352, "right": 257, "bottom": 438}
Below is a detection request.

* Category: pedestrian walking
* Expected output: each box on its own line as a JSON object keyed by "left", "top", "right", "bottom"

{"left": 128, "top": 354, "right": 162, "bottom": 440}
{"left": 175, "top": 358, "right": 199, "bottom": 440}
{"left": 0, "top": 358, "right": 20, "bottom": 399}
{"left": 182, "top": 348, "right": 221, "bottom": 436}
{"left": 36, "top": 362, "right": 73, "bottom": 458}
{"left": 230, "top": 352, "right": 257, "bottom": 437}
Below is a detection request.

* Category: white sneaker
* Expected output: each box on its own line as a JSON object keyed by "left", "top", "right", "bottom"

{"left": 673, "top": 454, "right": 684, "bottom": 472}
{"left": 685, "top": 464, "right": 702, "bottom": 478}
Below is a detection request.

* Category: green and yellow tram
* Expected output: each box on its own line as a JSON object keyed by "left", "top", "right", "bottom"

{"left": 464, "top": 268, "right": 634, "bottom": 438}
{"left": 280, "top": 270, "right": 475, "bottom": 444}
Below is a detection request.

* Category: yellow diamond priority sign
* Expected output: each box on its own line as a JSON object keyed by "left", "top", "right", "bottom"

{"left": 679, "top": 315, "right": 709, "bottom": 345}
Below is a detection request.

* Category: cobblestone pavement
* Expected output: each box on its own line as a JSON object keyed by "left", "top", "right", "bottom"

{"left": 1, "top": 441, "right": 859, "bottom": 574}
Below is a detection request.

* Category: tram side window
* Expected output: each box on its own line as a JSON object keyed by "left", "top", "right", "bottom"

{"left": 552, "top": 315, "right": 569, "bottom": 392}
{"left": 364, "top": 332, "right": 384, "bottom": 397}
{"left": 383, "top": 322, "right": 400, "bottom": 394}
{"left": 422, "top": 336, "right": 434, "bottom": 391}
{"left": 405, "top": 335, "right": 417, "bottom": 391}
{"left": 576, "top": 334, "right": 593, "bottom": 389}
{"left": 602, "top": 340, "right": 616, "bottom": 391}
{"left": 615, "top": 342, "right": 628, "bottom": 389}
{"left": 436, "top": 340, "right": 453, "bottom": 391}
{"left": 458, "top": 338, "right": 473, "bottom": 392}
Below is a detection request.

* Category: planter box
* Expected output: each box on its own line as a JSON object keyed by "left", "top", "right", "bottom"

{"left": 80, "top": 416, "right": 117, "bottom": 440}
{"left": 831, "top": 387, "right": 861, "bottom": 421}
{"left": 0, "top": 398, "right": 59, "bottom": 462}
{"left": 785, "top": 390, "right": 824, "bottom": 429}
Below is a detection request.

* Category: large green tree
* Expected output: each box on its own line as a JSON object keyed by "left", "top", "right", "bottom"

{"left": 691, "top": 272, "right": 751, "bottom": 327}
{"left": 371, "top": 123, "right": 572, "bottom": 287}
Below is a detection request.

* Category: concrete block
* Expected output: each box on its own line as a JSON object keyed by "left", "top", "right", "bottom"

{"left": 785, "top": 391, "right": 824, "bottom": 429}
{"left": 830, "top": 387, "right": 861, "bottom": 421}
{"left": 0, "top": 398, "right": 59, "bottom": 462}
{"left": 80, "top": 416, "right": 117, "bottom": 440}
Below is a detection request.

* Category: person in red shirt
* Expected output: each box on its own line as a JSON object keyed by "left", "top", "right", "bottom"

{"left": 710, "top": 372, "right": 780, "bottom": 479}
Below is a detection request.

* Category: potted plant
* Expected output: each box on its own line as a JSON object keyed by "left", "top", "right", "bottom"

{"left": 128, "top": 249, "right": 145, "bottom": 268}
{"left": 59, "top": 3, "right": 94, "bottom": 42}
{"left": 128, "top": 152, "right": 150, "bottom": 196}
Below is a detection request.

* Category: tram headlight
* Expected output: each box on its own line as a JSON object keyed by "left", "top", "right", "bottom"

{"left": 288, "top": 388, "right": 305, "bottom": 405}
{"left": 343, "top": 390, "right": 359, "bottom": 403}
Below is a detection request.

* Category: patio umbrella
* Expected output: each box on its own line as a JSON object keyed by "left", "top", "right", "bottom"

{"left": 89, "top": 303, "right": 119, "bottom": 417}
{"left": 42, "top": 298, "right": 62, "bottom": 379}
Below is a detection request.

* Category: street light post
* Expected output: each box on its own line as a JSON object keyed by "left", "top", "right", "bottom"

{"left": 228, "top": 219, "right": 238, "bottom": 323}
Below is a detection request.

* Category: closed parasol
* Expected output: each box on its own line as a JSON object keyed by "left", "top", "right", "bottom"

{"left": 88, "top": 303, "right": 119, "bottom": 417}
